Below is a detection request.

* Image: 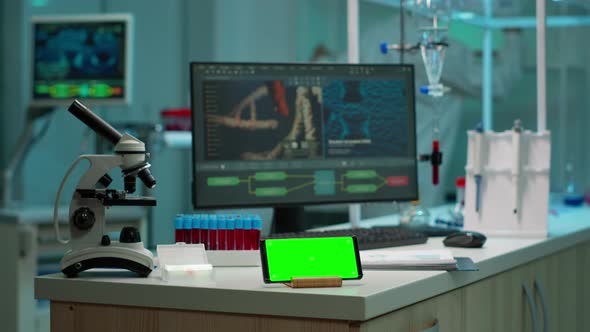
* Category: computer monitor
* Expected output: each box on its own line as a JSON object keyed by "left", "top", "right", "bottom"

{"left": 190, "top": 63, "right": 417, "bottom": 225}
{"left": 31, "top": 14, "right": 132, "bottom": 106}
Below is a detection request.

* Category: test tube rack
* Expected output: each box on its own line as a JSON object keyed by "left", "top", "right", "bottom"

{"left": 463, "top": 127, "right": 551, "bottom": 237}
{"left": 173, "top": 213, "right": 263, "bottom": 266}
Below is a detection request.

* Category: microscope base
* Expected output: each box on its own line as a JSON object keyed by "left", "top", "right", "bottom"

{"left": 61, "top": 243, "right": 154, "bottom": 278}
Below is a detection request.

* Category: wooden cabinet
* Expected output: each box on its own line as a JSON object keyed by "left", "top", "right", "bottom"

{"left": 583, "top": 241, "right": 590, "bottom": 331}
{"left": 48, "top": 240, "right": 590, "bottom": 332}
{"left": 462, "top": 264, "right": 529, "bottom": 332}
{"left": 359, "top": 289, "right": 462, "bottom": 332}
{"left": 461, "top": 243, "right": 588, "bottom": 332}
{"left": 357, "top": 240, "right": 590, "bottom": 332}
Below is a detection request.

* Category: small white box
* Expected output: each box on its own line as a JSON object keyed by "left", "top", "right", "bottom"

{"left": 157, "top": 243, "right": 213, "bottom": 281}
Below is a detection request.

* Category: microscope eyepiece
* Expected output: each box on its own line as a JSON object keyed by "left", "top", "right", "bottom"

{"left": 138, "top": 168, "right": 156, "bottom": 189}
{"left": 68, "top": 100, "right": 123, "bottom": 145}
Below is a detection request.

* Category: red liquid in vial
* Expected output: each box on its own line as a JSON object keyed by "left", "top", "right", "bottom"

{"left": 184, "top": 229, "right": 192, "bottom": 244}
{"left": 200, "top": 229, "right": 208, "bottom": 249}
{"left": 244, "top": 229, "right": 254, "bottom": 250}
{"left": 252, "top": 229, "right": 260, "bottom": 250}
{"left": 218, "top": 229, "right": 227, "bottom": 250}
{"left": 208, "top": 229, "right": 217, "bottom": 250}
{"left": 175, "top": 229, "right": 184, "bottom": 243}
{"left": 191, "top": 228, "right": 200, "bottom": 245}
{"left": 226, "top": 229, "right": 235, "bottom": 250}
{"left": 235, "top": 229, "right": 245, "bottom": 250}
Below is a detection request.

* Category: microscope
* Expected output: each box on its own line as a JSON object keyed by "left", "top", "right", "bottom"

{"left": 54, "top": 100, "right": 157, "bottom": 277}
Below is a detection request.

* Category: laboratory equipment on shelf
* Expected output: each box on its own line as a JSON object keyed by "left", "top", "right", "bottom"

{"left": 381, "top": 1, "right": 451, "bottom": 186}
{"left": 464, "top": 120, "right": 551, "bottom": 237}
{"left": 434, "top": 176, "right": 465, "bottom": 229}
{"left": 563, "top": 162, "right": 585, "bottom": 206}
{"left": 472, "top": 123, "right": 484, "bottom": 213}
{"left": 53, "top": 100, "right": 157, "bottom": 277}
{"left": 511, "top": 120, "right": 523, "bottom": 217}
{"left": 399, "top": 200, "right": 431, "bottom": 226}
{"left": 161, "top": 108, "right": 192, "bottom": 131}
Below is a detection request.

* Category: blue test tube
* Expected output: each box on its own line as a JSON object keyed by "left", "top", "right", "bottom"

{"left": 191, "top": 214, "right": 201, "bottom": 244}
{"left": 252, "top": 215, "right": 262, "bottom": 250}
{"left": 243, "top": 215, "right": 253, "bottom": 250}
{"left": 209, "top": 214, "right": 218, "bottom": 250}
{"left": 200, "top": 214, "right": 209, "bottom": 249}
{"left": 218, "top": 215, "right": 227, "bottom": 250}
{"left": 226, "top": 215, "right": 235, "bottom": 250}
{"left": 235, "top": 215, "right": 244, "bottom": 250}
{"left": 174, "top": 214, "right": 184, "bottom": 243}
{"left": 183, "top": 215, "right": 192, "bottom": 244}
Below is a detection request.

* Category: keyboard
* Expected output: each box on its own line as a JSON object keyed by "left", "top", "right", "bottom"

{"left": 265, "top": 226, "right": 428, "bottom": 250}
{"left": 395, "top": 224, "right": 459, "bottom": 237}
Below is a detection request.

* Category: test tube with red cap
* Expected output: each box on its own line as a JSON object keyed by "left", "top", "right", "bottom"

{"left": 226, "top": 215, "right": 235, "bottom": 250}
{"left": 234, "top": 215, "right": 244, "bottom": 250}
{"left": 200, "top": 214, "right": 209, "bottom": 249}
{"left": 183, "top": 215, "right": 192, "bottom": 244}
{"left": 191, "top": 214, "right": 201, "bottom": 245}
{"left": 208, "top": 215, "right": 218, "bottom": 250}
{"left": 243, "top": 215, "right": 253, "bottom": 250}
{"left": 174, "top": 214, "right": 184, "bottom": 243}
{"left": 252, "top": 215, "right": 262, "bottom": 250}
{"left": 217, "top": 215, "right": 227, "bottom": 250}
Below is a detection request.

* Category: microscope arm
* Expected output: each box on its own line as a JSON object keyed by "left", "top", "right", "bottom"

{"left": 53, "top": 155, "right": 122, "bottom": 244}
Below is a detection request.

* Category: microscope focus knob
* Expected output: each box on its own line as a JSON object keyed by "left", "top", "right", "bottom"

{"left": 120, "top": 226, "right": 141, "bottom": 243}
{"left": 72, "top": 207, "right": 95, "bottom": 231}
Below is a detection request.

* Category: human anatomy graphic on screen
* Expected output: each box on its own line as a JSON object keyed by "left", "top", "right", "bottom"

{"left": 206, "top": 80, "right": 323, "bottom": 161}
{"left": 204, "top": 78, "right": 408, "bottom": 162}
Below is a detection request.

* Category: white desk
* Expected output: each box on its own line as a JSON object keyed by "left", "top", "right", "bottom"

{"left": 35, "top": 205, "right": 590, "bottom": 331}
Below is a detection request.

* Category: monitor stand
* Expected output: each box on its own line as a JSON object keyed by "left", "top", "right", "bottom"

{"left": 270, "top": 206, "right": 306, "bottom": 234}
{"left": 270, "top": 205, "right": 362, "bottom": 234}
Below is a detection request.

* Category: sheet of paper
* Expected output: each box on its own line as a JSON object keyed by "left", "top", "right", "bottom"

{"left": 360, "top": 249, "right": 457, "bottom": 267}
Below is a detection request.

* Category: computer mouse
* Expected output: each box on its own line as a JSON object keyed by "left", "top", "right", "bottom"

{"left": 443, "top": 231, "right": 486, "bottom": 248}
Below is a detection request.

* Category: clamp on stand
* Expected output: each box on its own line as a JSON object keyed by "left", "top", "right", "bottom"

{"left": 53, "top": 100, "right": 157, "bottom": 277}
{"left": 419, "top": 140, "right": 443, "bottom": 186}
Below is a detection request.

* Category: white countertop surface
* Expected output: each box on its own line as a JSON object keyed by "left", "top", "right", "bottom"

{"left": 35, "top": 204, "right": 590, "bottom": 321}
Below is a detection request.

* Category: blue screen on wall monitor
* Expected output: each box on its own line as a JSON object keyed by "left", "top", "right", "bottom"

{"left": 32, "top": 15, "right": 131, "bottom": 105}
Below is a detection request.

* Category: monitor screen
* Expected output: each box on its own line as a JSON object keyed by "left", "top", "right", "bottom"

{"left": 191, "top": 63, "right": 417, "bottom": 209}
{"left": 31, "top": 14, "right": 131, "bottom": 106}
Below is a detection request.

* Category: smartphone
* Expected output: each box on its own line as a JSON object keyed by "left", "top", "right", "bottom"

{"left": 260, "top": 236, "right": 363, "bottom": 283}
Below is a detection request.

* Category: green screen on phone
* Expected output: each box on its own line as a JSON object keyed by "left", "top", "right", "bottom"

{"left": 261, "top": 237, "right": 362, "bottom": 283}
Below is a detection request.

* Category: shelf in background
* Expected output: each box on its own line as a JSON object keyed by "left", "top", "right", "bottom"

{"left": 163, "top": 131, "right": 192, "bottom": 149}
{"left": 458, "top": 15, "right": 590, "bottom": 29}
{"left": 364, "top": 0, "right": 590, "bottom": 29}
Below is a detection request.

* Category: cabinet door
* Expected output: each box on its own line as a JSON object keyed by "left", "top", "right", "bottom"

{"left": 583, "top": 241, "right": 590, "bottom": 332}
{"left": 360, "top": 289, "right": 463, "bottom": 332}
{"left": 463, "top": 263, "right": 535, "bottom": 332}
{"left": 529, "top": 243, "right": 587, "bottom": 332}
